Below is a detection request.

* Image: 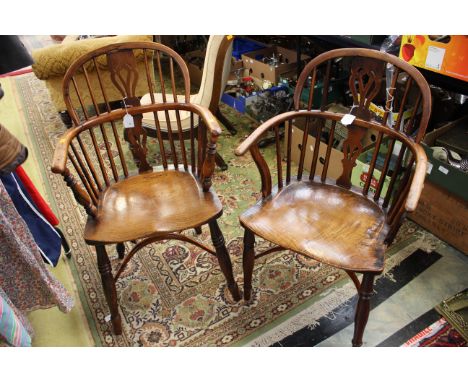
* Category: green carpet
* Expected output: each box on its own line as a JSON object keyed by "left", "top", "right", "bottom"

{"left": 2, "top": 72, "right": 442, "bottom": 347}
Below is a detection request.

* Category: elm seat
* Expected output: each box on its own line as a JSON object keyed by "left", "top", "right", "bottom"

{"left": 84, "top": 170, "right": 222, "bottom": 244}
{"left": 240, "top": 181, "right": 388, "bottom": 273}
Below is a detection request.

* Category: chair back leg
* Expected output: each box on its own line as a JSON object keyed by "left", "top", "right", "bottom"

{"left": 116, "top": 242, "right": 125, "bottom": 260}
{"left": 208, "top": 219, "right": 241, "bottom": 301}
{"left": 242, "top": 228, "right": 256, "bottom": 301}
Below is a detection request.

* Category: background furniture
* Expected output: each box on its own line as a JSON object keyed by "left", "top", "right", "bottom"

{"left": 31, "top": 35, "right": 154, "bottom": 126}
{"left": 52, "top": 41, "right": 240, "bottom": 334}
{"left": 235, "top": 48, "right": 431, "bottom": 346}
{"left": 141, "top": 35, "right": 236, "bottom": 170}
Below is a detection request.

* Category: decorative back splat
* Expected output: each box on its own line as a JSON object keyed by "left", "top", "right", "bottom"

{"left": 106, "top": 49, "right": 151, "bottom": 173}
{"left": 107, "top": 49, "right": 140, "bottom": 99}
{"left": 348, "top": 57, "right": 385, "bottom": 120}
{"left": 337, "top": 57, "right": 385, "bottom": 188}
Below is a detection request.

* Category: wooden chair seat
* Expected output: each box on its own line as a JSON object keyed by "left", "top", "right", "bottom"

{"left": 84, "top": 170, "right": 222, "bottom": 244}
{"left": 240, "top": 181, "right": 388, "bottom": 273}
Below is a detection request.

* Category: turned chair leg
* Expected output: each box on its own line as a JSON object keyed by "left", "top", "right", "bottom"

{"left": 352, "top": 273, "right": 375, "bottom": 347}
{"left": 215, "top": 152, "right": 228, "bottom": 171}
{"left": 116, "top": 242, "right": 125, "bottom": 260}
{"left": 59, "top": 110, "right": 73, "bottom": 128}
{"left": 242, "top": 228, "right": 256, "bottom": 301}
{"left": 208, "top": 220, "right": 241, "bottom": 301}
{"left": 215, "top": 108, "right": 237, "bottom": 135}
{"left": 96, "top": 245, "right": 122, "bottom": 335}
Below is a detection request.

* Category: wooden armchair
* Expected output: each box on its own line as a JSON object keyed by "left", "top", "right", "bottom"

{"left": 235, "top": 48, "right": 431, "bottom": 346}
{"left": 52, "top": 41, "right": 240, "bottom": 335}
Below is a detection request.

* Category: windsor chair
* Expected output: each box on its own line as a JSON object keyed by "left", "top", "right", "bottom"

{"left": 235, "top": 48, "right": 431, "bottom": 346}
{"left": 52, "top": 41, "right": 240, "bottom": 335}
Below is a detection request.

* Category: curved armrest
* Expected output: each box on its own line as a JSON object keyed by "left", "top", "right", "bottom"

{"left": 235, "top": 111, "right": 297, "bottom": 156}
{"left": 189, "top": 104, "right": 222, "bottom": 191}
{"left": 51, "top": 128, "right": 80, "bottom": 174}
{"left": 235, "top": 113, "right": 294, "bottom": 198}
{"left": 189, "top": 103, "right": 222, "bottom": 137}
{"left": 405, "top": 144, "right": 428, "bottom": 212}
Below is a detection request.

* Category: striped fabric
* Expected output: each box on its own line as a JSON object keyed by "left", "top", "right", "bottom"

{"left": 0, "top": 293, "right": 32, "bottom": 347}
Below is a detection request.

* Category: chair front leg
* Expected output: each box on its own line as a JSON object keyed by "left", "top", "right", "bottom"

{"left": 208, "top": 219, "right": 241, "bottom": 301}
{"left": 242, "top": 228, "right": 256, "bottom": 301}
{"left": 116, "top": 242, "right": 125, "bottom": 259}
{"left": 96, "top": 244, "right": 122, "bottom": 335}
{"left": 352, "top": 272, "right": 375, "bottom": 347}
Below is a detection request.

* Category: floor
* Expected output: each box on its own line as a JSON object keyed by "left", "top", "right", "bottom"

{"left": 280, "top": 245, "right": 468, "bottom": 346}
{"left": 5, "top": 35, "right": 468, "bottom": 347}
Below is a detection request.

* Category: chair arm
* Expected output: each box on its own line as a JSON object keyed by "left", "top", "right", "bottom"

{"left": 405, "top": 143, "right": 428, "bottom": 212}
{"left": 51, "top": 129, "right": 80, "bottom": 174}
{"left": 235, "top": 111, "right": 297, "bottom": 156}
{"left": 51, "top": 128, "right": 97, "bottom": 217}
{"left": 190, "top": 104, "right": 222, "bottom": 191}
{"left": 190, "top": 103, "right": 222, "bottom": 137}
{"left": 235, "top": 112, "right": 295, "bottom": 198}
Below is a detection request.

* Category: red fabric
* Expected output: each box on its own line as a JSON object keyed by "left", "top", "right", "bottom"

{"left": 15, "top": 166, "right": 59, "bottom": 226}
{"left": 0, "top": 67, "right": 33, "bottom": 78}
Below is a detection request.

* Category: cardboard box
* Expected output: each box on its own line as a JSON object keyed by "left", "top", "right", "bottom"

{"left": 286, "top": 124, "right": 345, "bottom": 180}
{"left": 227, "top": 58, "right": 245, "bottom": 82}
{"left": 422, "top": 116, "right": 468, "bottom": 202}
{"left": 409, "top": 181, "right": 468, "bottom": 254}
{"left": 242, "top": 46, "right": 309, "bottom": 84}
{"left": 286, "top": 124, "right": 392, "bottom": 197}
{"left": 399, "top": 35, "right": 468, "bottom": 82}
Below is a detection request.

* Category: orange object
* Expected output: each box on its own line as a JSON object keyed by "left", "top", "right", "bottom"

{"left": 399, "top": 35, "right": 468, "bottom": 82}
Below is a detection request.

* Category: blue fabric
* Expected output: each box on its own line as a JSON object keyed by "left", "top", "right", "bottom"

{"left": 0, "top": 292, "right": 32, "bottom": 347}
{"left": 0, "top": 172, "right": 61, "bottom": 266}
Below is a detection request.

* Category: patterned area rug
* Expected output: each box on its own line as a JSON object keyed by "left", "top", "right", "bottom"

{"left": 11, "top": 72, "right": 442, "bottom": 346}
{"left": 402, "top": 318, "right": 467, "bottom": 347}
